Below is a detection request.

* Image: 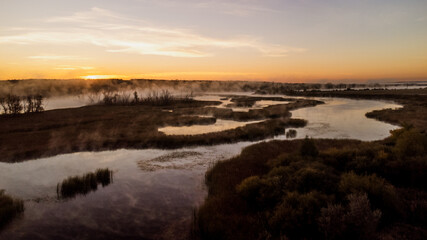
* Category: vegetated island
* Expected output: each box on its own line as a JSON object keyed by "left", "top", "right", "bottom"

{"left": 0, "top": 93, "right": 321, "bottom": 163}
{"left": 193, "top": 88, "right": 427, "bottom": 240}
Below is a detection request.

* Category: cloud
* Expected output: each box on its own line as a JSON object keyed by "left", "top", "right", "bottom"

{"left": 194, "top": 0, "right": 280, "bottom": 16}
{"left": 0, "top": 7, "right": 305, "bottom": 58}
{"left": 54, "top": 65, "right": 94, "bottom": 70}
{"left": 139, "top": 0, "right": 280, "bottom": 16}
{"left": 28, "top": 55, "right": 86, "bottom": 60}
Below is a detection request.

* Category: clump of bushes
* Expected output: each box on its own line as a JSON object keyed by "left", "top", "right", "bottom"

{"left": 0, "top": 190, "right": 24, "bottom": 228}
{"left": 57, "top": 168, "right": 113, "bottom": 199}
{"left": 195, "top": 127, "right": 427, "bottom": 240}
{"left": 318, "top": 193, "right": 381, "bottom": 240}
{"left": 286, "top": 129, "right": 297, "bottom": 138}
{"left": 0, "top": 94, "right": 44, "bottom": 115}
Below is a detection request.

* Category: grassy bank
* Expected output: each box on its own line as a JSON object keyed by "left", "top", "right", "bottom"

{"left": 195, "top": 127, "right": 427, "bottom": 240}
{"left": 0, "top": 98, "right": 319, "bottom": 162}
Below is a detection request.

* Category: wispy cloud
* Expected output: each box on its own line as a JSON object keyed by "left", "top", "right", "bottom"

{"left": 54, "top": 65, "right": 94, "bottom": 70}
{"left": 28, "top": 55, "right": 86, "bottom": 60}
{"left": 0, "top": 7, "right": 305, "bottom": 58}
{"left": 194, "top": 0, "right": 280, "bottom": 16}
{"left": 140, "top": 0, "right": 280, "bottom": 16}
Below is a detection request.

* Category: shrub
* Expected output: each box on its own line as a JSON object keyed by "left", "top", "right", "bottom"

{"left": 300, "top": 136, "right": 319, "bottom": 158}
{"left": 318, "top": 193, "right": 381, "bottom": 240}
{"left": 268, "top": 191, "right": 329, "bottom": 239}
{"left": 344, "top": 193, "right": 382, "bottom": 239}
{"left": 339, "top": 172, "right": 401, "bottom": 221}
{"left": 393, "top": 128, "right": 425, "bottom": 159}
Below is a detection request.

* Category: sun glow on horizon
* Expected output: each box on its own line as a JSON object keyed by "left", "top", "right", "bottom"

{"left": 82, "top": 75, "right": 125, "bottom": 80}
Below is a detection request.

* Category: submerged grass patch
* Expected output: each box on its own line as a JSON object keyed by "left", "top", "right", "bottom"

{"left": 0, "top": 190, "right": 24, "bottom": 229}
{"left": 57, "top": 168, "right": 113, "bottom": 199}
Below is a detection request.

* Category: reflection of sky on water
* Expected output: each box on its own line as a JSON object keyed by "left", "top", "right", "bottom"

{"left": 0, "top": 143, "right": 253, "bottom": 240}
{"left": 276, "top": 98, "right": 402, "bottom": 141}
{"left": 159, "top": 119, "right": 263, "bottom": 135}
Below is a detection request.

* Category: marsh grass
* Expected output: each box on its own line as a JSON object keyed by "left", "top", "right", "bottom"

{"left": 0, "top": 190, "right": 24, "bottom": 228}
{"left": 57, "top": 168, "right": 113, "bottom": 199}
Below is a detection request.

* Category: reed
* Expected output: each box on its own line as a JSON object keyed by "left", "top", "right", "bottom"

{"left": 0, "top": 190, "right": 24, "bottom": 228}
{"left": 57, "top": 168, "right": 113, "bottom": 199}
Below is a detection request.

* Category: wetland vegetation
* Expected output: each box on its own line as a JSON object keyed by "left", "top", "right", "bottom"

{"left": 194, "top": 127, "right": 427, "bottom": 240}
{"left": 0, "top": 190, "right": 24, "bottom": 229}
{"left": 192, "top": 88, "right": 427, "bottom": 240}
{"left": 57, "top": 168, "right": 113, "bottom": 199}
{"left": 0, "top": 91, "right": 319, "bottom": 162}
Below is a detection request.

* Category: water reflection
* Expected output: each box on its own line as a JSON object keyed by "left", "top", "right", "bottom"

{"left": 57, "top": 168, "right": 113, "bottom": 199}
{"left": 0, "top": 143, "right": 252, "bottom": 240}
{"left": 276, "top": 98, "right": 402, "bottom": 141}
{"left": 193, "top": 95, "right": 289, "bottom": 112}
{"left": 158, "top": 119, "right": 263, "bottom": 135}
{"left": 44, "top": 96, "right": 90, "bottom": 110}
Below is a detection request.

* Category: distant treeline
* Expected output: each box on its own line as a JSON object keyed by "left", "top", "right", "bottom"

{"left": 2, "top": 79, "right": 420, "bottom": 98}
{"left": 0, "top": 94, "right": 44, "bottom": 115}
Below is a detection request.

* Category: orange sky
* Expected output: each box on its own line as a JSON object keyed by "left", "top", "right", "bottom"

{"left": 1, "top": 1, "right": 427, "bottom": 82}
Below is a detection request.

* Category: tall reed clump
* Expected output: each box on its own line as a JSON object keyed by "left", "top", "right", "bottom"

{"left": 57, "top": 168, "right": 113, "bottom": 199}
{"left": 0, "top": 190, "right": 24, "bottom": 228}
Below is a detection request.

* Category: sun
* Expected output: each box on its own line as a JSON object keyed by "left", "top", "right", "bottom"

{"left": 81, "top": 75, "right": 124, "bottom": 80}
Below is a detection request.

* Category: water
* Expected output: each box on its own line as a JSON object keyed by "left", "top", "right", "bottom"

{"left": 277, "top": 98, "right": 402, "bottom": 141}
{"left": 43, "top": 95, "right": 94, "bottom": 110}
{"left": 0, "top": 143, "right": 252, "bottom": 240}
{"left": 159, "top": 119, "right": 264, "bottom": 135}
{"left": 193, "top": 95, "right": 289, "bottom": 112}
{"left": 0, "top": 95, "right": 402, "bottom": 239}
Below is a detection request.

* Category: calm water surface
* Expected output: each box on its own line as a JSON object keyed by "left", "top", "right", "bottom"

{"left": 0, "top": 95, "right": 402, "bottom": 239}
{"left": 278, "top": 98, "right": 402, "bottom": 141}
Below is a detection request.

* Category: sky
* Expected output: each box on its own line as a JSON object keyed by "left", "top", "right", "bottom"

{"left": 0, "top": 0, "right": 427, "bottom": 82}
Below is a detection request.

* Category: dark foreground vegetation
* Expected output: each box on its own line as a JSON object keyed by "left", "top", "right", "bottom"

{"left": 57, "top": 168, "right": 113, "bottom": 199}
{"left": 0, "top": 190, "right": 24, "bottom": 229}
{"left": 0, "top": 96, "right": 319, "bottom": 162}
{"left": 194, "top": 126, "right": 427, "bottom": 240}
